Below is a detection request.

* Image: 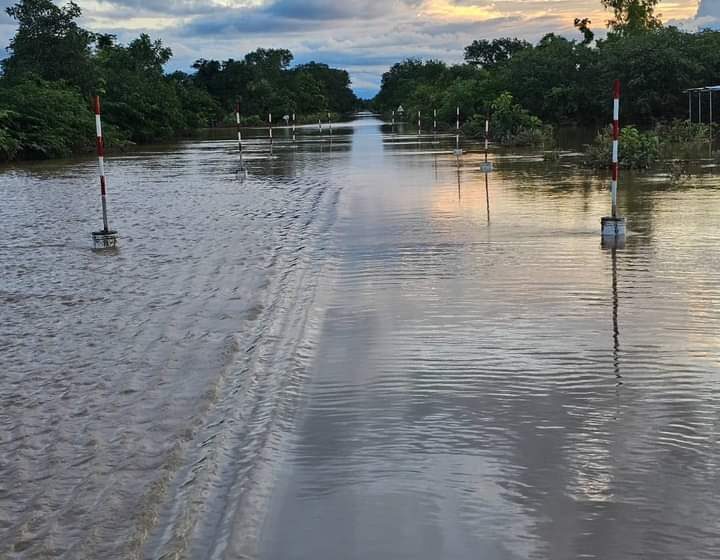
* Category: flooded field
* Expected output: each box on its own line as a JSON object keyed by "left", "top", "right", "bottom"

{"left": 1, "top": 116, "right": 719, "bottom": 559}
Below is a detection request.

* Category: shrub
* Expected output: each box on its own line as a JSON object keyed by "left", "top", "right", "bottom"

{"left": 655, "top": 119, "right": 713, "bottom": 144}
{"left": 464, "top": 92, "right": 552, "bottom": 147}
{"left": 584, "top": 125, "right": 659, "bottom": 169}
{"left": 0, "top": 76, "right": 128, "bottom": 161}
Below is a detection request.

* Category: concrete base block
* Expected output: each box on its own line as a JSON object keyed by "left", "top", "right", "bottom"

{"left": 601, "top": 216, "right": 626, "bottom": 238}
{"left": 92, "top": 229, "right": 118, "bottom": 249}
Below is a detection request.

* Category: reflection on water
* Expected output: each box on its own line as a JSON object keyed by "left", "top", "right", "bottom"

{"left": 611, "top": 247, "right": 622, "bottom": 388}
{"left": 1, "top": 117, "right": 720, "bottom": 560}
{"left": 260, "top": 119, "right": 720, "bottom": 560}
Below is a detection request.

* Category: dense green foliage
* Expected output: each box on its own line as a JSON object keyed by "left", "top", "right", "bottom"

{"left": 2, "top": 0, "right": 719, "bottom": 162}
{"left": 583, "top": 120, "right": 717, "bottom": 169}
{"left": 464, "top": 93, "right": 552, "bottom": 146}
{"left": 585, "top": 126, "right": 660, "bottom": 168}
{"left": 373, "top": 5, "right": 720, "bottom": 141}
{"left": 0, "top": 78, "right": 95, "bottom": 159}
{"left": 601, "top": 0, "right": 662, "bottom": 34}
{"left": 0, "top": 0, "right": 358, "bottom": 161}
{"left": 191, "top": 54, "right": 356, "bottom": 119}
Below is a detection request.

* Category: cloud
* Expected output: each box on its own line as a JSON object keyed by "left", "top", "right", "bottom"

{"left": 695, "top": 0, "right": 720, "bottom": 28}
{"left": 670, "top": 0, "right": 718, "bottom": 30}
{"left": 0, "top": 0, "right": 702, "bottom": 95}
{"left": 697, "top": 0, "right": 718, "bottom": 18}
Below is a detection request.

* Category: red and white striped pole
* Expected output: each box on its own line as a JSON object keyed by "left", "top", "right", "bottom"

{"left": 611, "top": 79, "right": 620, "bottom": 218}
{"left": 484, "top": 118, "right": 491, "bottom": 222}
{"left": 455, "top": 107, "right": 461, "bottom": 153}
{"left": 94, "top": 96, "right": 109, "bottom": 233}
{"left": 433, "top": 109, "right": 437, "bottom": 131}
{"left": 268, "top": 112, "right": 273, "bottom": 146}
{"left": 417, "top": 110, "right": 421, "bottom": 134}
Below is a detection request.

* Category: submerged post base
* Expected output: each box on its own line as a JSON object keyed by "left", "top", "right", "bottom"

{"left": 601, "top": 217, "right": 626, "bottom": 249}
{"left": 601, "top": 216, "right": 626, "bottom": 237}
{"left": 92, "top": 229, "right": 118, "bottom": 249}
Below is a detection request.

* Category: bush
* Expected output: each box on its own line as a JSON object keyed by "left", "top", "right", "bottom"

{"left": 584, "top": 125, "right": 659, "bottom": 169}
{"left": 463, "top": 92, "right": 553, "bottom": 146}
{"left": 0, "top": 109, "right": 21, "bottom": 160}
{"left": 0, "top": 77, "right": 128, "bottom": 161}
{"left": 655, "top": 119, "right": 713, "bottom": 144}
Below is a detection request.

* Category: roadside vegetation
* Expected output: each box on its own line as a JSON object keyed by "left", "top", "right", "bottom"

{"left": 372, "top": 0, "right": 720, "bottom": 151}
{"left": 1, "top": 0, "right": 720, "bottom": 162}
{"left": 583, "top": 121, "right": 716, "bottom": 170}
{"left": 0, "top": 0, "right": 358, "bottom": 161}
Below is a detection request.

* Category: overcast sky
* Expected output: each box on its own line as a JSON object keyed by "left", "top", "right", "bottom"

{"left": 0, "top": 0, "right": 710, "bottom": 97}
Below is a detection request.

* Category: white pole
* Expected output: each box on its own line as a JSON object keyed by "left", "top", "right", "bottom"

{"left": 699, "top": 91, "right": 703, "bottom": 124}
{"left": 611, "top": 80, "right": 621, "bottom": 218}
{"left": 268, "top": 112, "right": 273, "bottom": 145}
{"left": 711, "top": 90, "right": 713, "bottom": 124}
{"left": 485, "top": 119, "right": 489, "bottom": 162}
{"left": 689, "top": 91, "right": 692, "bottom": 122}
{"left": 236, "top": 102, "right": 243, "bottom": 170}
{"left": 433, "top": 109, "right": 437, "bottom": 131}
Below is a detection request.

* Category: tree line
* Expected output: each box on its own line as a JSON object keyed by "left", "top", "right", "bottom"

{"left": 0, "top": 0, "right": 358, "bottom": 161}
{"left": 373, "top": 0, "right": 720, "bottom": 138}
{"left": 2, "top": 0, "right": 719, "bottom": 161}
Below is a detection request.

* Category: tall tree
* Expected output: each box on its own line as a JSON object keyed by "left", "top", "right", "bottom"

{"left": 464, "top": 38, "right": 531, "bottom": 68}
{"left": 2, "top": 0, "right": 97, "bottom": 93}
{"left": 601, "top": 0, "right": 662, "bottom": 34}
{"left": 574, "top": 18, "right": 595, "bottom": 45}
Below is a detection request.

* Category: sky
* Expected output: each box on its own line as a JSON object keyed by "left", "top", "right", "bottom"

{"left": 0, "top": 0, "right": 711, "bottom": 97}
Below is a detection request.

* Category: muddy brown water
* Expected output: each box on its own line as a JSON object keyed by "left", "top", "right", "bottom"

{"left": 1, "top": 116, "right": 719, "bottom": 559}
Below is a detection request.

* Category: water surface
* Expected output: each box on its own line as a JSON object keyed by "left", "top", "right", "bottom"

{"left": 1, "top": 117, "right": 719, "bottom": 559}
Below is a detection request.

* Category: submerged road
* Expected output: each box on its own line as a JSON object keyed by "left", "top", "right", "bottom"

{"left": 2, "top": 117, "right": 719, "bottom": 559}
{"left": 258, "top": 118, "right": 720, "bottom": 560}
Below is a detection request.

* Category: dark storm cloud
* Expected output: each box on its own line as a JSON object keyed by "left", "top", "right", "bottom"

{"left": 265, "top": 0, "right": 420, "bottom": 20}
{"left": 92, "top": 0, "right": 421, "bottom": 22}
{"left": 182, "top": 0, "right": 423, "bottom": 36}
{"left": 92, "top": 0, "right": 218, "bottom": 16}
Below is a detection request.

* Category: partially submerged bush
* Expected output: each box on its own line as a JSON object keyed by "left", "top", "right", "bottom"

{"left": 464, "top": 92, "right": 553, "bottom": 147}
{"left": 0, "top": 109, "right": 21, "bottom": 160}
{"left": 655, "top": 119, "right": 715, "bottom": 160}
{"left": 655, "top": 119, "right": 713, "bottom": 144}
{"left": 584, "top": 125, "right": 659, "bottom": 169}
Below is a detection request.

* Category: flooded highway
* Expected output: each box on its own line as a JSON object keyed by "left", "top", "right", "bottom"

{"left": 1, "top": 116, "right": 719, "bottom": 559}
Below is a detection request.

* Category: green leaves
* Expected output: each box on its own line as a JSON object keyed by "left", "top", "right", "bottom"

{"left": 601, "top": 0, "right": 662, "bottom": 34}
{"left": 585, "top": 125, "right": 659, "bottom": 169}
{"left": 190, "top": 51, "right": 357, "bottom": 117}
{"left": 3, "top": 0, "right": 98, "bottom": 94}
{"left": 0, "top": 77, "right": 104, "bottom": 160}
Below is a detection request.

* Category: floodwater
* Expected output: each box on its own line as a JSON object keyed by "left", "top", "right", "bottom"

{"left": 1, "top": 116, "right": 719, "bottom": 560}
